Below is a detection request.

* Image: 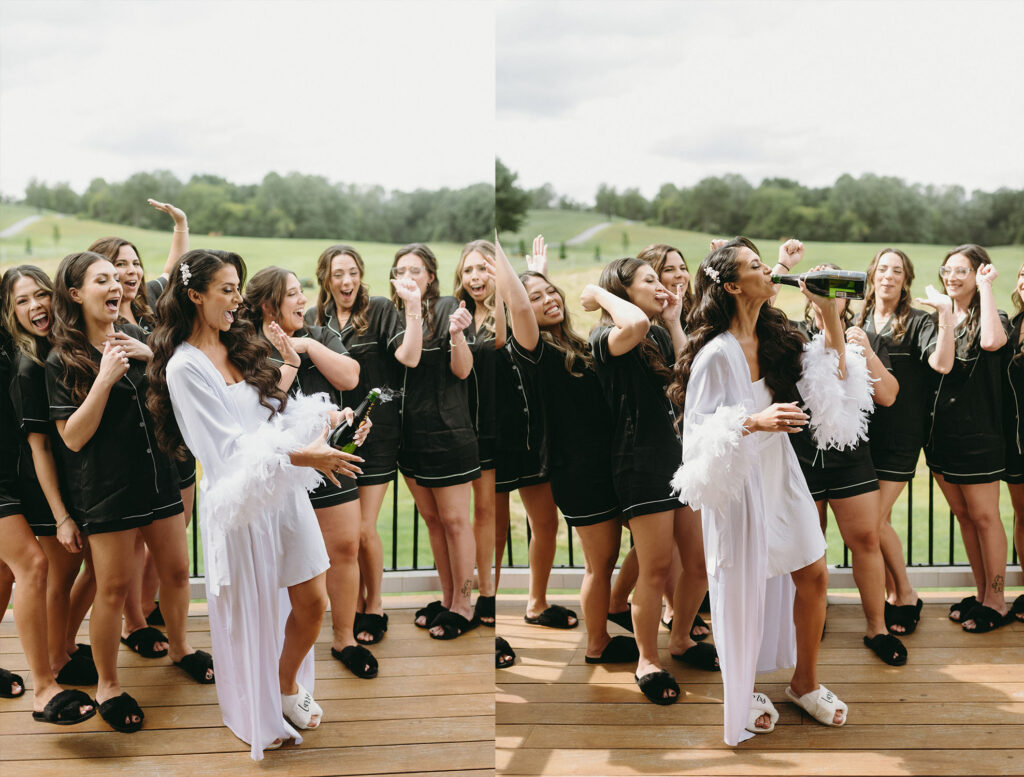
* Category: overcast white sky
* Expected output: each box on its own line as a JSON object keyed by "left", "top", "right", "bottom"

{"left": 498, "top": 0, "right": 1024, "bottom": 203}
{"left": 0, "top": 0, "right": 495, "bottom": 198}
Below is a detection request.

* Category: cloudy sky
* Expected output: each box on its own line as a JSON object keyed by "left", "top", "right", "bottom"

{"left": 498, "top": 0, "right": 1024, "bottom": 202}
{"left": 0, "top": 0, "right": 495, "bottom": 197}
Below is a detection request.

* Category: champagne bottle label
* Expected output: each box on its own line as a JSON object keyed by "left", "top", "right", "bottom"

{"left": 770, "top": 270, "right": 866, "bottom": 300}
{"left": 328, "top": 388, "right": 381, "bottom": 452}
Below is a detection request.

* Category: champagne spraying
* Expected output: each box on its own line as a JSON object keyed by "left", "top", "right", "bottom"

{"left": 327, "top": 388, "right": 398, "bottom": 452}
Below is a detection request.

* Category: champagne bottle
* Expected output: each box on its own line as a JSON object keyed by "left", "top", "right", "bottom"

{"left": 327, "top": 388, "right": 380, "bottom": 453}
{"left": 771, "top": 269, "right": 866, "bottom": 300}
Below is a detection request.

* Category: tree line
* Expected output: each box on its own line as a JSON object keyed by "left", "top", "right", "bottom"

{"left": 22, "top": 171, "right": 495, "bottom": 244}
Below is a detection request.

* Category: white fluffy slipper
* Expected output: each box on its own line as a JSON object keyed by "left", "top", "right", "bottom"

{"left": 785, "top": 683, "right": 847, "bottom": 726}
{"left": 282, "top": 683, "right": 323, "bottom": 730}
{"left": 746, "top": 691, "right": 779, "bottom": 734}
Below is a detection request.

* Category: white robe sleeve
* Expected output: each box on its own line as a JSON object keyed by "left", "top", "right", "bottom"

{"left": 672, "top": 345, "right": 756, "bottom": 514}
{"left": 166, "top": 357, "right": 334, "bottom": 533}
{"left": 797, "top": 333, "right": 874, "bottom": 451}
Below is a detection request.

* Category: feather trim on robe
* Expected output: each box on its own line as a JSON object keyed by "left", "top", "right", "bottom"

{"left": 797, "top": 332, "right": 875, "bottom": 451}
{"left": 672, "top": 403, "right": 756, "bottom": 513}
{"left": 201, "top": 391, "right": 334, "bottom": 533}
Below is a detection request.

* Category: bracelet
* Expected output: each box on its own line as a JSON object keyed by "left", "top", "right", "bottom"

{"left": 173, "top": 226, "right": 189, "bottom": 233}
{"left": 284, "top": 360, "right": 301, "bottom": 368}
{"left": 407, "top": 311, "right": 422, "bottom": 320}
{"left": 450, "top": 336, "right": 466, "bottom": 346}
{"left": 56, "top": 514, "right": 72, "bottom": 529}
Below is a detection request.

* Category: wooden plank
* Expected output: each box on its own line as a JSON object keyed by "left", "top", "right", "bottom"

{"left": 13, "top": 742, "right": 495, "bottom": 777}
{"left": 496, "top": 747, "right": 1024, "bottom": 776}
{"left": 0, "top": 715, "right": 493, "bottom": 761}
{"left": 0, "top": 693, "right": 493, "bottom": 735}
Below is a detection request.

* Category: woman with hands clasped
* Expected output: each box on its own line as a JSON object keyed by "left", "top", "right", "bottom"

{"left": 670, "top": 238, "right": 870, "bottom": 743}
{"left": 390, "top": 244, "right": 480, "bottom": 640}
{"left": 583, "top": 257, "right": 715, "bottom": 706}
{"left": 306, "top": 244, "right": 423, "bottom": 645}
{"left": 148, "top": 249, "right": 367, "bottom": 758}
{"left": 45, "top": 251, "right": 208, "bottom": 735}
{"left": 927, "top": 245, "right": 1011, "bottom": 633}
{"left": 855, "top": 248, "right": 955, "bottom": 636}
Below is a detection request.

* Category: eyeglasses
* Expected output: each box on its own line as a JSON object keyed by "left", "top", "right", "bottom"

{"left": 939, "top": 266, "right": 973, "bottom": 279}
{"left": 391, "top": 267, "right": 425, "bottom": 278}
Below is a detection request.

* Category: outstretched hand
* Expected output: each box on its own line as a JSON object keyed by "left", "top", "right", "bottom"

{"left": 147, "top": 198, "right": 188, "bottom": 227}
{"left": 526, "top": 234, "right": 548, "bottom": 275}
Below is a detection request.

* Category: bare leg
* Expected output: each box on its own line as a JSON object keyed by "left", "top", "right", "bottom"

{"left": 140, "top": 546, "right": 160, "bottom": 617}
{"left": 876, "top": 479, "right": 919, "bottom": 615}
{"left": 576, "top": 520, "right": 622, "bottom": 657}
{"left": 1007, "top": 483, "right": 1024, "bottom": 577}
{"left": 140, "top": 515, "right": 199, "bottom": 667}
{"left": 280, "top": 572, "right": 328, "bottom": 727}
{"left": 427, "top": 482, "right": 476, "bottom": 633}
{"left": 933, "top": 473, "right": 988, "bottom": 606}
{"left": 662, "top": 546, "right": 683, "bottom": 626}
{"left": 955, "top": 481, "right": 1009, "bottom": 626}
{"left": 353, "top": 481, "right": 388, "bottom": 642}
{"left": 494, "top": 491, "right": 510, "bottom": 590}
{"left": 610, "top": 545, "right": 638, "bottom": 613}
{"left": 65, "top": 550, "right": 95, "bottom": 652}
{"left": 789, "top": 557, "right": 843, "bottom": 724}
{"left": 626, "top": 511, "right": 675, "bottom": 690}
{"left": 471, "top": 469, "right": 496, "bottom": 601}
{"left": 314, "top": 499, "right": 362, "bottom": 654}
{"left": 36, "top": 536, "right": 82, "bottom": 673}
{"left": 667, "top": 506, "right": 710, "bottom": 656}
{"left": 829, "top": 491, "right": 888, "bottom": 638}
{"left": 404, "top": 476, "right": 453, "bottom": 612}
{"left": 520, "top": 482, "right": 562, "bottom": 620}
{"left": 121, "top": 532, "right": 165, "bottom": 652}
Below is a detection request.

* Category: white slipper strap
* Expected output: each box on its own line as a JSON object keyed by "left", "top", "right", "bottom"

{"left": 282, "top": 683, "right": 318, "bottom": 729}
{"left": 790, "top": 684, "right": 847, "bottom": 726}
{"left": 747, "top": 692, "right": 779, "bottom": 733}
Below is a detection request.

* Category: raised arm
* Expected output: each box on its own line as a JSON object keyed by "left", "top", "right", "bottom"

{"left": 580, "top": 284, "right": 649, "bottom": 356}
{"left": 915, "top": 286, "right": 955, "bottom": 374}
{"left": 391, "top": 279, "right": 423, "bottom": 368}
{"left": 492, "top": 236, "right": 539, "bottom": 351}
{"left": 448, "top": 301, "right": 474, "bottom": 380}
{"left": 976, "top": 264, "right": 1008, "bottom": 352}
{"left": 147, "top": 199, "right": 190, "bottom": 279}
{"left": 293, "top": 336, "right": 360, "bottom": 391}
{"left": 768, "top": 239, "right": 804, "bottom": 305}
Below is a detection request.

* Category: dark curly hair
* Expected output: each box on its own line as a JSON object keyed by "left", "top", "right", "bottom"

{"left": 595, "top": 257, "right": 673, "bottom": 383}
{"left": 146, "top": 249, "right": 287, "bottom": 460}
{"left": 668, "top": 237, "right": 804, "bottom": 412}
{"left": 88, "top": 236, "right": 157, "bottom": 330}
{"left": 311, "top": 244, "right": 371, "bottom": 334}
{"left": 519, "top": 270, "right": 593, "bottom": 377}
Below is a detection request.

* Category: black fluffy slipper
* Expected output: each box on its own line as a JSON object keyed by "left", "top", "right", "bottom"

{"left": 635, "top": 670, "right": 679, "bottom": 705}
{"left": 607, "top": 605, "right": 634, "bottom": 633}
{"left": 585, "top": 635, "right": 640, "bottom": 665}
{"left": 0, "top": 668, "right": 25, "bottom": 698}
{"left": 690, "top": 614, "right": 711, "bottom": 642}
{"left": 146, "top": 602, "right": 164, "bottom": 626}
{"left": 430, "top": 610, "right": 478, "bottom": 640}
{"left": 962, "top": 604, "right": 1012, "bottom": 634}
{"left": 415, "top": 600, "right": 447, "bottom": 628}
{"left": 496, "top": 636, "right": 516, "bottom": 669}
{"left": 1012, "top": 595, "right": 1024, "bottom": 623}
{"left": 32, "top": 689, "right": 96, "bottom": 726}
{"left": 174, "top": 650, "right": 215, "bottom": 684}
{"left": 948, "top": 595, "right": 978, "bottom": 623}
{"left": 98, "top": 692, "right": 144, "bottom": 733}
{"left": 332, "top": 645, "right": 378, "bottom": 678}
{"left": 863, "top": 633, "right": 908, "bottom": 666}
{"left": 56, "top": 650, "right": 98, "bottom": 685}
{"left": 524, "top": 604, "right": 578, "bottom": 629}
{"left": 474, "top": 595, "right": 496, "bottom": 627}
{"left": 120, "top": 626, "right": 168, "bottom": 658}
{"left": 885, "top": 598, "right": 923, "bottom": 635}
{"left": 671, "top": 642, "right": 720, "bottom": 671}
{"left": 354, "top": 612, "right": 389, "bottom": 644}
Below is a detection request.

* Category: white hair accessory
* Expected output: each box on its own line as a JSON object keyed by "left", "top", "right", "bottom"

{"left": 704, "top": 266, "right": 721, "bottom": 284}
{"left": 180, "top": 263, "right": 192, "bottom": 286}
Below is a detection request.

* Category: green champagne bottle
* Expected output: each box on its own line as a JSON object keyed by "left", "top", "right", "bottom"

{"left": 327, "top": 388, "right": 380, "bottom": 453}
{"left": 771, "top": 270, "right": 866, "bottom": 300}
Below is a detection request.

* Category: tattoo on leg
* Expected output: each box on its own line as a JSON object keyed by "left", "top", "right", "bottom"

{"left": 460, "top": 579, "right": 474, "bottom": 598}
{"left": 992, "top": 575, "right": 1004, "bottom": 593}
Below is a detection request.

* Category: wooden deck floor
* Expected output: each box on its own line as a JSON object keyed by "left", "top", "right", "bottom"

{"left": 497, "top": 592, "right": 1024, "bottom": 777}
{"left": 0, "top": 594, "right": 494, "bottom": 777}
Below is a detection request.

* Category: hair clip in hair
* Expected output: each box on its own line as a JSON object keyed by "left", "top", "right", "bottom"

{"left": 704, "top": 266, "right": 721, "bottom": 284}
{"left": 180, "top": 263, "right": 192, "bottom": 287}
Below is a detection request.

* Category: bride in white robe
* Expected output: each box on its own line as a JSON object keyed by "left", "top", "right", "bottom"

{"left": 148, "top": 249, "right": 365, "bottom": 759}
{"left": 670, "top": 240, "right": 873, "bottom": 745}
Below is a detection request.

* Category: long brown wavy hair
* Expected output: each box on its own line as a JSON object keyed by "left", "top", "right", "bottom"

{"left": 311, "top": 244, "right": 371, "bottom": 334}
{"left": 941, "top": 243, "right": 992, "bottom": 357}
{"left": 146, "top": 249, "right": 287, "bottom": 460}
{"left": 596, "top": 257, "right": 673, "bottom": 382}
{"left": 519, "top": 270, "right": 593, "bottom": 377}
{"left": 240, "top": 266, "right": 293, "bottom": 332}
{"left": 637, "top": 243, "right": 695, "bottom": 326}
{"left": 803, "top": 263, "right": 855, "bottom": 333}
{"left": 0, "top": 265, "right": 53, "bottom": 366}
{"left": 390, "top": 243, "right": 440, "bottom": 327}
{"left": 668, "top": 237, "right": 804, "bottom": 412}
{"left": 855, "top": 248, "right": 915, "bottom": 343}
{"left": 88, "top": 236, "right": 156, "bottom": 330}
{"left": 50, "top": 252, "right": 118, "bottom": 405}
{"left": 454, "top": 240, "right": 496, "bottom": 336}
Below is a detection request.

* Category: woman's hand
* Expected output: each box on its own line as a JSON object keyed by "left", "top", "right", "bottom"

{"left": 845, "top": 325, "right": 873, "bottom": 356}
{"left": 526, "top": 234, "right": 548, "bottom": 275}
{"left": 977, "top": 263, "right": 998, "bottom": 288}
{"left": 97, "top": 341, "right": 130, "bottom": 387}
{"left": 710, "top": 238, "right": 730, "bottom": 251}
{"left": 108, "top": 330, "right": 152, "bottom": 362}
{"left": 746, "top": 402, "right": 808, "bottom": 434}
{"left": 914, "top": 284, "right": 953, "bottom": 316}
{"left": 778, "top": 239, "right": 804, "bottom": 270}
{"left": 57, "top": 516, "right": 83, "bottom": 553}
{"left": 296, "top": 425, "right": 364, "bottom": 485}
{"left": 266, "top": 322, "right": 300, "bottom": 363}
{"left": 660, "top": 283, "right": 683, "bottom": 320}
{"left": 288, "top": 336, "right": 310, "bottom": 354}
{"left": 799, "top": 267, "right": 837, "bottom": 315}
{"left": 147, "top": 198, "right": 188, "bottom": 229}
{"left": 390, "top": 277, "right": 421, "bottom": 307}
{"left": 579, "top": 284, "right": 602, "bottom": 312}
{"left": 448, "top": 300, "right": 472, "bottom": 337}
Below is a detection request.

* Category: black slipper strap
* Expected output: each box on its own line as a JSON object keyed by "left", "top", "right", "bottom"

{"left": 863, "top": 633, "right": 908, "bottom": 665}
